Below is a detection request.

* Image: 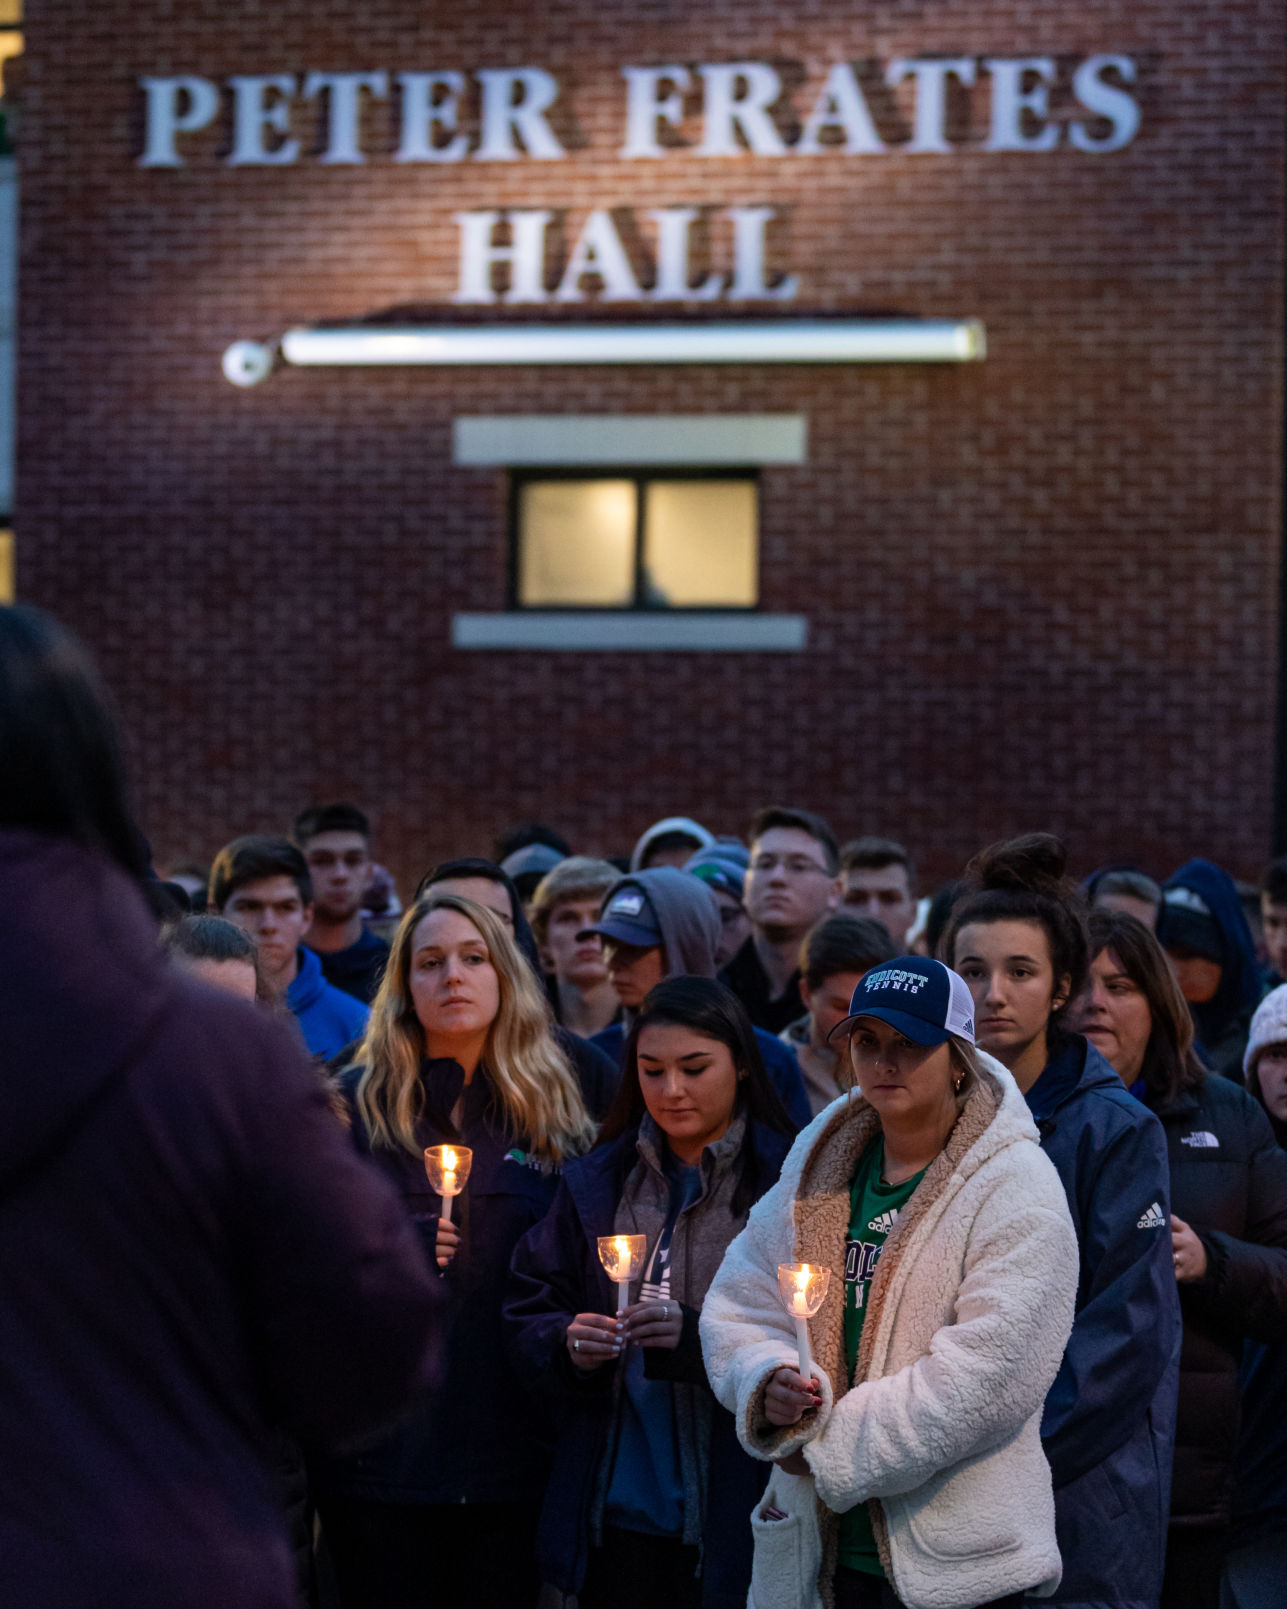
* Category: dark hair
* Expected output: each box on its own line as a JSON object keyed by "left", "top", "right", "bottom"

{"left": 1091, "top": 868, "right": 1162, "bottom": 908}
{"left": 165, "top": 913, "right": 258, "bottom": 966}
{"left": 924, "top": 879, "right": 966, "bottom": 961}
{"left": 944, "top": 834, "right": 1090, "bottom": 1029}
{"left": 209, "top": 835, "right": 312, "bottom": 911}
{"left": 494, "top": 821, "right": 573, "bottom": 862}
{"left": 1087, "top": 909, "right": 1206, "bottom": 1103}
{"left": 416, "top": 857, "right": 542, "bottom": 973}
{"left": 800, "top": 911, "right": 898, "bottom": 988}
{"left": 747, "top": 806, "right": 839, "bottom": 874}
{"left": 839, "top": 836, "right": 915, "bottom": 886}
{"left": 293, "top": 802, "right": 371, "bottom": 844}
{"left": 599, "top": 976, "right": 797, "bottom": 1215}
{"left": 0, "top": 605, "right": 147, "bottom": 876}
{"left": 1262, "top": 857, "right": 1287, "bottom": 906}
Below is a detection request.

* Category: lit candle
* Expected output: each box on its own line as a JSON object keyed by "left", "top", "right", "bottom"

{"left": 597, "top": 1233, "right": 647, "bottom": 1317}
{"left": 424, "top": 1144, "right": 473, "bottom": 1225}
{"left": 776, "top": 1262, "right": 831, "bottom": 1385}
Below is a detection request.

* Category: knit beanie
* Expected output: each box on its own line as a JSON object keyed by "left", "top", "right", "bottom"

{"left": 1244, "top": 983, "right": 1287, "bottom": 1079}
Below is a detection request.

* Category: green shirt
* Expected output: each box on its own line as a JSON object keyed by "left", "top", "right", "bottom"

{"left": 836, "top": 1138, "right": 926, "bottom": 1576}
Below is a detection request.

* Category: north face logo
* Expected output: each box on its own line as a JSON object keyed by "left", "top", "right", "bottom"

{"left": 867, "top": 1209, "right": 900, "bottom": 1235}
{"left": 1180, "top": 1131, "right": 1219, "bottom": 1149}
{"left": 1137, "top": 1202, "right": 1166, "bottom": 1229}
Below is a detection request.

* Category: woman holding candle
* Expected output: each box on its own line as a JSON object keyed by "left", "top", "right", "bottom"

{"left": 701, "top": 955, "right": 1079, "bottom": 1609}
{"left": 505, "top": 977, "right": 796, "bottom": 1609}
{"left": 317, "top": 891, "right": 596, "bottom": 1609}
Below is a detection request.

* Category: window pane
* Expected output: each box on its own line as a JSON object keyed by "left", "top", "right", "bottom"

{"left": 642, "top": 480, "right": 758, "bottom": 607}
{"left": 517, "top": 480, "right": 636, "bottom": 607}
{"left": 0, "top": 529, "right": 10, "bottom": 602}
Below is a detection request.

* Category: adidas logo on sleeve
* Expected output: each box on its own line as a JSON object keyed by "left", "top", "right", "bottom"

{"left": 1137, "top": 1201, "right": 1166, "bottom": 1230}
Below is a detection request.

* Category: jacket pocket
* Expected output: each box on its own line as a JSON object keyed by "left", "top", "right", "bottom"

{"left": 748, "top": 1470, "right": 822, "bottom": 1609}
{"left": 893, "top": 1455, "right": 1025, "bottom": 1562}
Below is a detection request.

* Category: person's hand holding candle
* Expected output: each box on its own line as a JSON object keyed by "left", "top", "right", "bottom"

{"left": 424, "top": 1145, "right": 473, "bottom": 1270}
{"left": 620, "top": 1300, "right": 684, "bottom": 1350}
{"left": 764, "top": 1263, "right": 830, "bottom": 1425}
{"left": 565, "top": 1312, "right": 623, "bottom": 1370}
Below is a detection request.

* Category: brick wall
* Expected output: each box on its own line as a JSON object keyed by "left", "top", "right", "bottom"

{"left": 15, "top": 0, "right": 1286, "bottom": 890}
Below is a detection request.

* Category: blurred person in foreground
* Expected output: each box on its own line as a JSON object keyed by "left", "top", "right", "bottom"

{"left": 0, "top": 604, "right": 439, "bottom": 1609}
{"left": 781, "top": 912, "right": 898, "bottom": 1116}
{"left": 1070, "top": 911, "right": 1287, "bottom": 1609}
{"left": 294, "top": 802, "right": 390, "bottom": 1005}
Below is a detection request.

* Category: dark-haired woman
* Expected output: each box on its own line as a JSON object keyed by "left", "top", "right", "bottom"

{"left": 946, "top": 833, "right": 1181, "bottom": 1609}
{"left": 504, "top": 978, "right": 797, "bottom": 1608}
{"left": 1070, "top": 912, "right": 1287, "bottom": 1609}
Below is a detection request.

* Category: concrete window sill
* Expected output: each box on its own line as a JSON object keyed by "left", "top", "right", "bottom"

{"left": 451, "top": 613, "right": 807, "bottom": 652}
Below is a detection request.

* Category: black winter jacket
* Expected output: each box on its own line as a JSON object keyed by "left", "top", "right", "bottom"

{"left": 321, "top": 1058, "right": 565, "bottom": 1506}
{"left": 1149, "top": 1074, "right": 1287, "bottom": 1526}
{"left": 0, "top": 832, "right": 440, "bottom": 1609}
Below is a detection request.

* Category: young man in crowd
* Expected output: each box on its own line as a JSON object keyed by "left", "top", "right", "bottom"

{"left": 781, "top": 911, "right": 897, "bottom": 1115}
{"left": 293, "top": 803, "right": 389, "bottom": 1005}
{"left": 209, "top": 834, "right": 369, "bottom": 1060}
{"left": 528, "top": 856, "right": 621, "bottom": 1039}
{"left": 628, "top": 814, "right": 715, "bottom": 871}
{"left": 684, "top": 840, "right": 753, "bottom": 967}
{"left": 839, "top": 835, "right": 918, "bottom": 950}
{"left": 720, "top": 806, "right": 841, "bottom": 1034}
{"left": 583, "top": 866, "right": 811, "bottom": 1128}
{"left": 1261, "top": 858, "right": 1287, "bottom": 983}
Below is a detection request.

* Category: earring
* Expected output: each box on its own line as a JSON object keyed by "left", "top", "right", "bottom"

{"left": 953, "top": 1077, "right": 964, "bottom": 1094}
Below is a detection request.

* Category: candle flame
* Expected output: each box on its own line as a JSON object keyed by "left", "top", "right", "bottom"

{"left": 795, "top": 1266, "right": 811, "bottom": 1294}
{"left": 442, "top": 1146, "right": 458, "bottom": 1172}
{"left": 614, "top": 1235, "right": 629, "bottom": 1257}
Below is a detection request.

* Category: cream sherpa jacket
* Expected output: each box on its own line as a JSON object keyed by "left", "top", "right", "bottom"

{"left": 700, "top": 1054, "right": 1078, "bottom": 1609}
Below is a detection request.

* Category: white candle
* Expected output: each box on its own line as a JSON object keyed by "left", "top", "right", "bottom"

{"left": 793, "top": 1310, "right": 814, "bottom": 1383}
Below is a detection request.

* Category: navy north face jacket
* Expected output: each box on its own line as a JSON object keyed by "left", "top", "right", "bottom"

{"left": 1024, "top": 1035, "right": 1181, "bottom": 1609}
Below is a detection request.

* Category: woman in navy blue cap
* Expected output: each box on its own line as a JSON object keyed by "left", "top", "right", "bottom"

{"left": 701, "top": 954, "right": 1079, "bottom": 1609}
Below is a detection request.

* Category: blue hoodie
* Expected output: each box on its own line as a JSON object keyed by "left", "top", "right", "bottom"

{"left": 1159, "top": 859, "right": 1263, "bottom": 1079}
{"left": 286, "top": 945, "right": 369, "bottom": 1059}
{"left": 1026, "top": 1033, "right": 1181, "bottom": 1608}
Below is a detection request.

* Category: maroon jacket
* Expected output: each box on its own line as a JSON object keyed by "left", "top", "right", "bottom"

{"left": 0, "top": 831, "right": 439, "bottom": 1608}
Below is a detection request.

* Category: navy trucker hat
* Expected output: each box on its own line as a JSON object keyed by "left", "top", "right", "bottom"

{"left": 577, "top": 883, "right": 663, "bottom": 950}
{"left": 826, "top": 956, "right": 976, "bottom": 1048}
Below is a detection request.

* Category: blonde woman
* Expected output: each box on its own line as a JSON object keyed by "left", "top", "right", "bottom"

{"left": 317, "top": 892, "right": 595, "bottom": 1609}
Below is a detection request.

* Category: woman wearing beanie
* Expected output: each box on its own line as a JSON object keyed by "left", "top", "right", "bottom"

{"left": 701, "top": 956, "right": 1078, "bottom": 1609}
{"left": 1070, "top": 911, "right": 1287, "bottom": 1609}
{"left": 945, "top": 834, "right": 1181, "bottom": 1609}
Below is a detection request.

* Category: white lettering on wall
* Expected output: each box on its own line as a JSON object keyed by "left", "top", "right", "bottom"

{"left": 1070, "top": 55, "right": 1140, "bottom": 153}
{"left": 474, "top": 67, "right": 564, "bottom": 160}
{"left": 302, "top": 71, "right": 389, "bottom": 164}
{"left": 453, "top": 207, "right": 794, "bottom": 304}
{"left": 228, "top": 74, "right": 300, "bottom": 165}
{"left": 452, "top": 209, "right": 554, "bottom": 302}
{"left": 984, "top": 58, "right": 1059, "bottom": 152}
{"left": 139, "top": 76, "right": 219, "bottom": 167}
{"left": 620, "top": 65, "right": 691, "bottom": 158}
{"left": 138, "top": 56, "right": 1143, "bottom": 170}
{"left": 797, "top": 64, "right": 885, "bottom": 154}
{"left": 695, "top": 63, "right": 788, "bottom": 157}
{"left": 885, "top": 58, "right": 977, "bottom": 154}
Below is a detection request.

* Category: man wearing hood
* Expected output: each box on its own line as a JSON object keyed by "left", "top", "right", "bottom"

{"left": 1158, "top": 859, "right": 1265, "bottom": 1081}
{"left": 583, "top": 867, "right": 811, "bottom": 1128}
{"left": 629, "top": 814, "right": 715, "bottom": 872}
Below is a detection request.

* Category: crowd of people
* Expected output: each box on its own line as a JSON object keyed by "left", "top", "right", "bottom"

{"left": 4, "top": 600, "right": 1287, "bottom": 1609}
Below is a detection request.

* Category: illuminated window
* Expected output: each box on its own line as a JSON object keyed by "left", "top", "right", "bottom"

{"left": 513, "top": 472, "right": 758, "bottom": 609}
{"left": 0, "top": 528, "right": 12, "bottom": 603}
